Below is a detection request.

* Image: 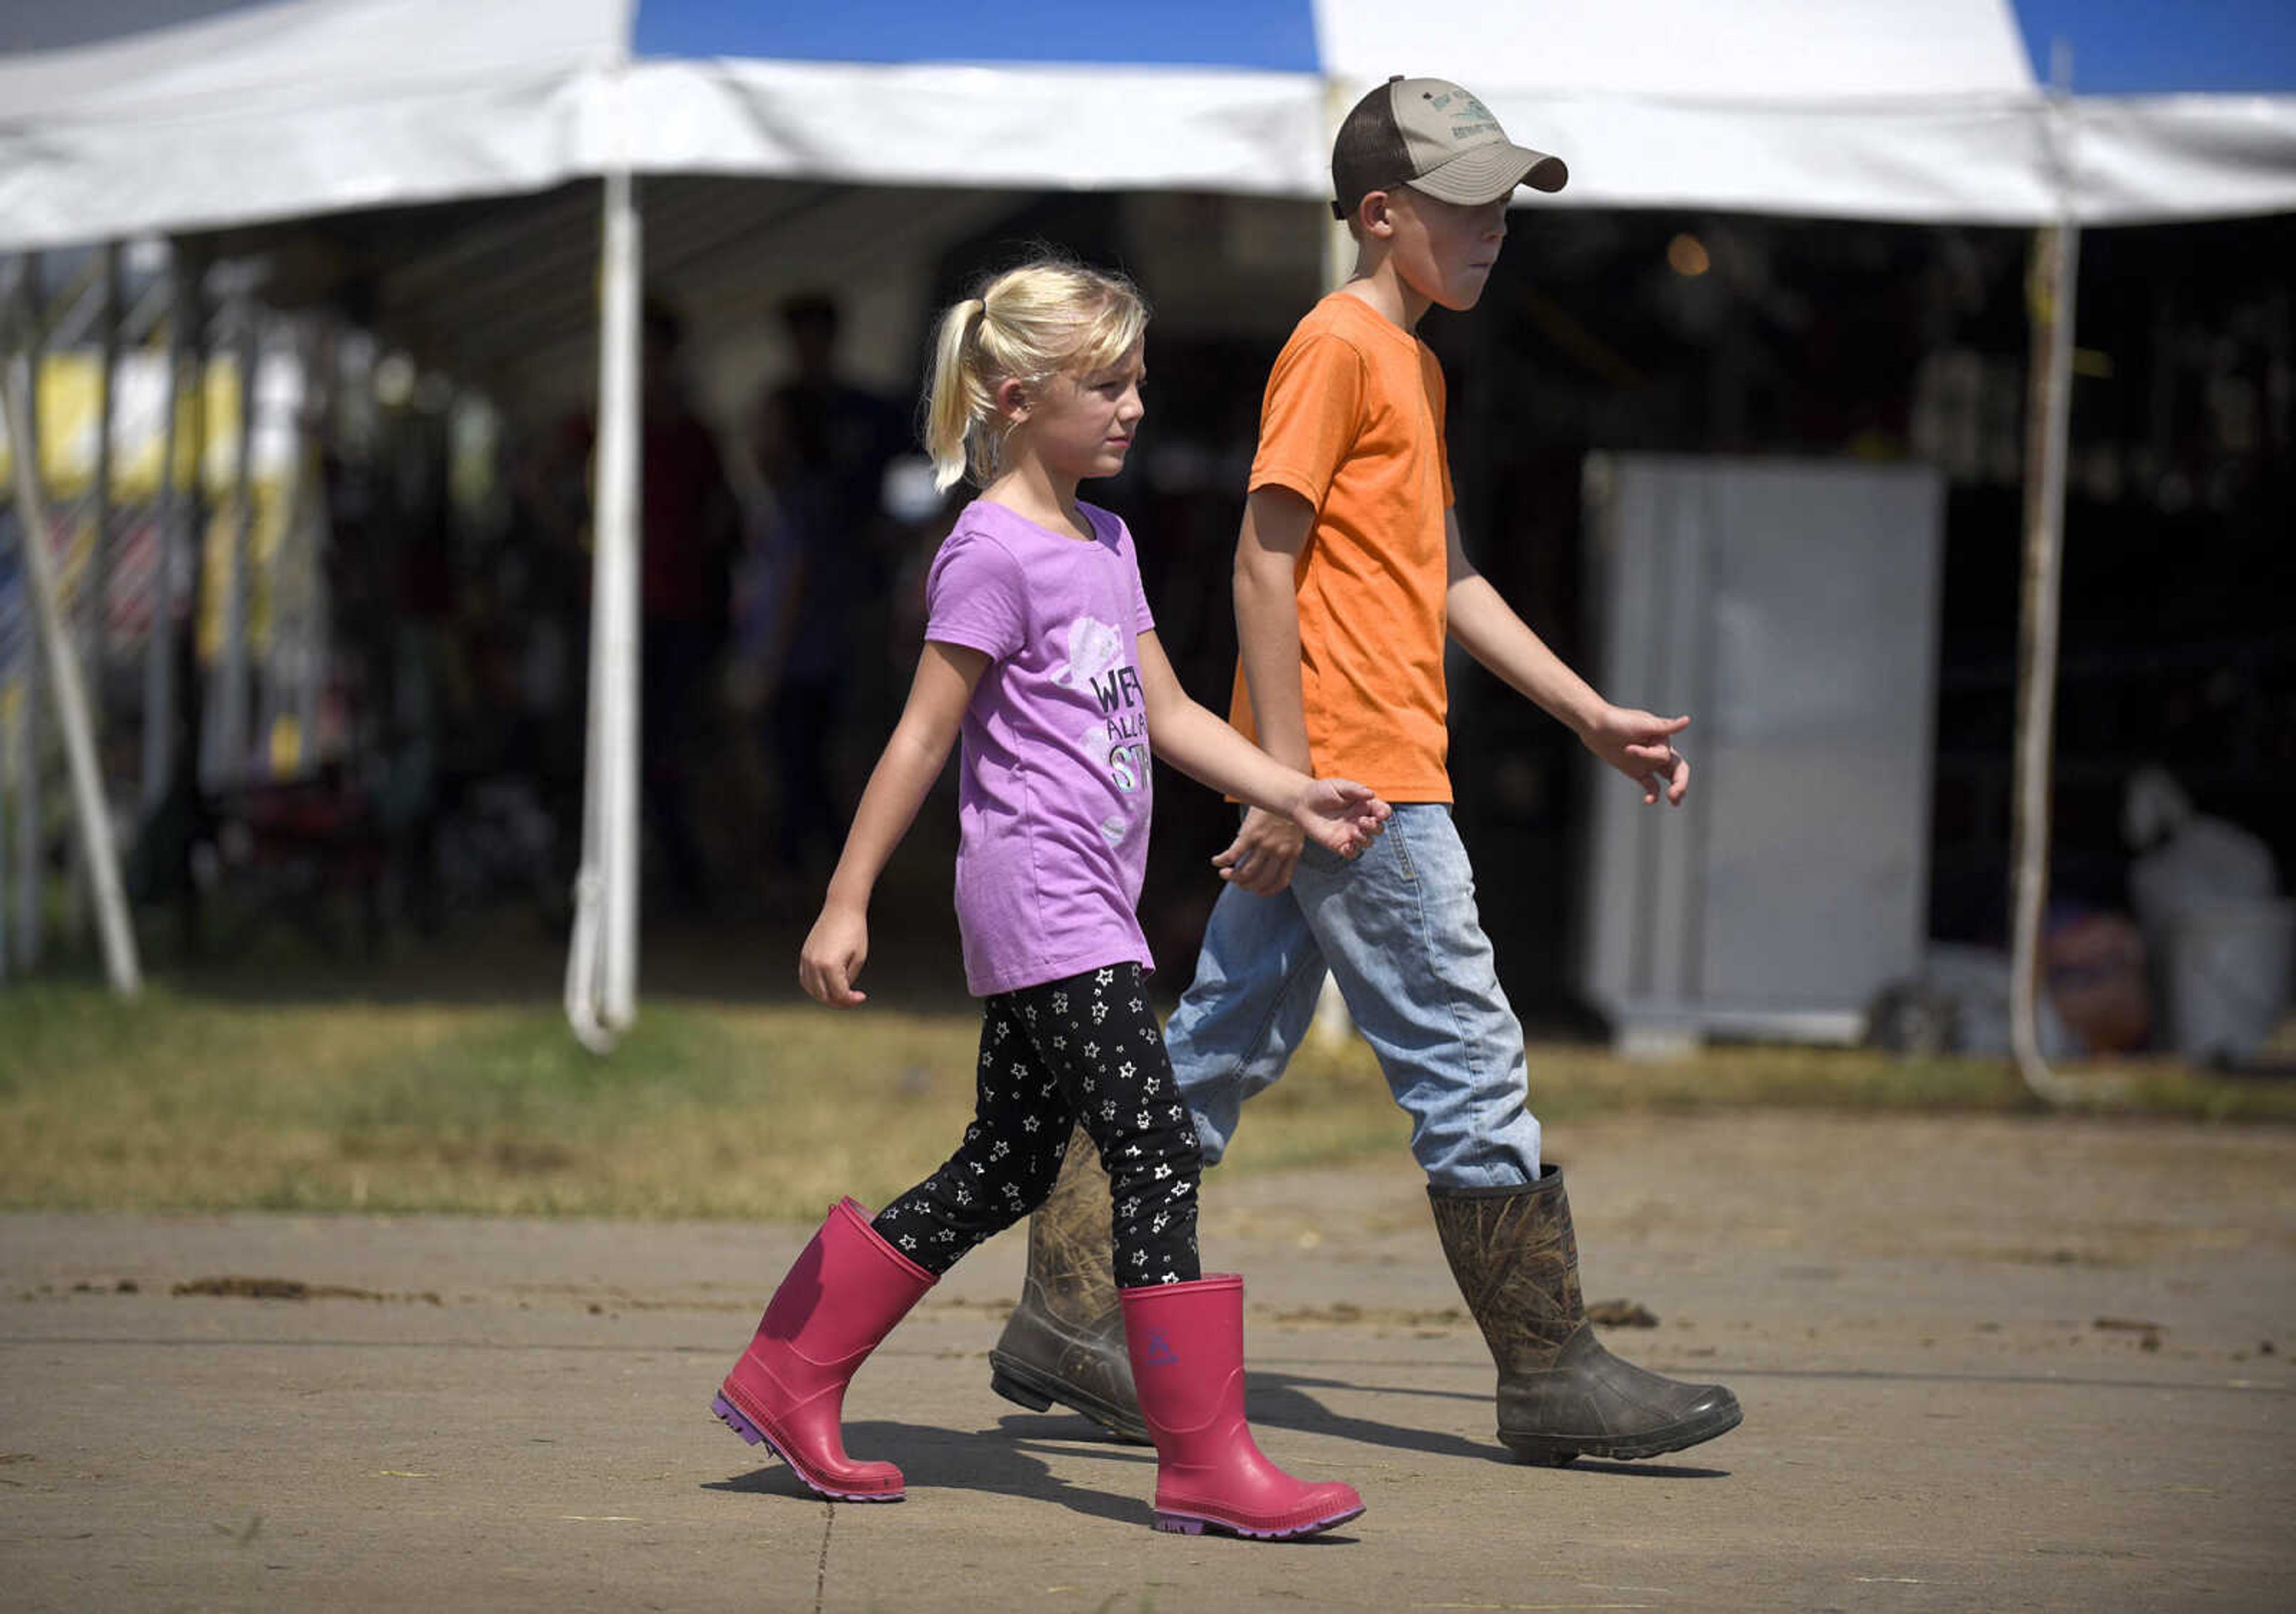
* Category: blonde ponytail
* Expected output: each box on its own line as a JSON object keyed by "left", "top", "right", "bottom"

{"left": 918, "top": 258, "right": 1148, "bottom": 494}
{"left": 923, "top": 298, "right": 991, "bottom": 493}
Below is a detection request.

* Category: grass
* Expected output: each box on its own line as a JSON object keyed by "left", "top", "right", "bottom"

{"left": 4, "top": 975, "right": 2292, "bottom": 1220}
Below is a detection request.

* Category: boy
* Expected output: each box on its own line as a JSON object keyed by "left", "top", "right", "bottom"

{"left": 988, "top": 77, "right": 1740, "bottom": 1466}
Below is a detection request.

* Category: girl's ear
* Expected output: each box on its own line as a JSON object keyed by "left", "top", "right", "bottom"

{"left": 994, "top": 377, "right": 1030, "bottom": 421}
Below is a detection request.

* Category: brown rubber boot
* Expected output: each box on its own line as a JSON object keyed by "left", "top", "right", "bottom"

{"left": 1429, "top": 1166, "right": 1742, "bottom": 1465}
{"left": 988, "top": 1124, "right": 1149, "bottom": 1442}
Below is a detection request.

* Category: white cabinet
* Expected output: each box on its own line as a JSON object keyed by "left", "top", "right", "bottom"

{"left": 1577, "top": 456, "right": 1944, "bottom": 1051}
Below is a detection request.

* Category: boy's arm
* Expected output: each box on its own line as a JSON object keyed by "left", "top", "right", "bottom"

{"left": 1443, "top": 510, "right": 1692, "bottom": 806}
{"left": 799, "top": 639, "right": 986, "bottom": 1005}
{"left": 1134, "top": 631, "right": 1388, "bottom": 860}
{"left": 1220, "top": 485, "right": 1319, "bottom": 891}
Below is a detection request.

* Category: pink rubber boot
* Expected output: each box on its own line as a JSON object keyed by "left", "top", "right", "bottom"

{"left": 1120, "top": 1274, "right": 1366, "bottom": 1539}
{"left": 710, "top": 1198, "right": 936, "bottom": 1501}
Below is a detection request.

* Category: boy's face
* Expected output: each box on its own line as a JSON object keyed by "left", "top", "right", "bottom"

{"left": 1381, "top": 189, "right": 1510, "bottom": 312}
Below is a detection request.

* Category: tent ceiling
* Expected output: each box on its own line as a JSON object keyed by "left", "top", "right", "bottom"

{"left": 195, "top": 177, "right": 1028, "bottom": 425}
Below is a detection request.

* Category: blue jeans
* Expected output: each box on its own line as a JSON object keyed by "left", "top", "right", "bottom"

{"left": 1164, "top": 805, "right": 1541, "bottom": 1188}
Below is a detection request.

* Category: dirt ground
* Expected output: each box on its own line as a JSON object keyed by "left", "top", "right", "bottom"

{"left": 2, "top": 1109, "right": 2291, "bottom": 1611}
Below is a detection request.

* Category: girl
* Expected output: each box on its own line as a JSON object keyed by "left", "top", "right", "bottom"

{"left": 710, "top": 258, "right": 1385, "bottom": 1540}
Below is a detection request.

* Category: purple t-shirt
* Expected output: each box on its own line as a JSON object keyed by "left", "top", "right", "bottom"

{"left": 926, "top": 499, "right": 1157, "bottom": 996}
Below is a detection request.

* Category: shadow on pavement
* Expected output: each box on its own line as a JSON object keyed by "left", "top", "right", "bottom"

{"left": 704, "top": 1419, "right": 1145, "bottom": 1528}
{"left": 990, "top": 1370, "right": 1736, "bottom": 1478}
{"left": 1245, "top": 1368, "right": 1503, "bottom": 1463}
{"left": 703, "top": 1419, "right": 1366, "bottom": 1542}
{"left": 1552, "top": 1458, "right": 1733, "bottom": 1480}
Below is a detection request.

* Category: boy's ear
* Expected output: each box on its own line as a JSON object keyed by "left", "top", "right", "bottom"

{"left": 1355, "top": 189, "right": 1398, "bottom": 240}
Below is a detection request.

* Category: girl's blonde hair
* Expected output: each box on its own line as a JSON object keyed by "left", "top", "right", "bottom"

{"left": 921, "top": 257, "right": 1148, "bottom": 492}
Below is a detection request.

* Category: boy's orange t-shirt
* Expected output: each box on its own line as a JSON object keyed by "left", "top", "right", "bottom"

{"left": 1230, "top": 292, "right": 1455, "bottom": 803}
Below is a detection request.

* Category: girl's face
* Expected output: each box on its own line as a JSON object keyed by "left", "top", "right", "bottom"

{"left": 1013, "top": 342, "right": 1146, "bottom": 486}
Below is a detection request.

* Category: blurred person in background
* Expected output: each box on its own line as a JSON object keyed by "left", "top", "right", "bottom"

{"left": 746, "top": 292, "right": 908, "bottom": 910}
{"left": 636, "top": 295, "right": 739, "bottom": 915}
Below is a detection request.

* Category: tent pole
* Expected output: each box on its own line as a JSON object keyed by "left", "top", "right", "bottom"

{"left": 10, "top": 253, "right": 44, "bottom": 972}
{"left": 2008, "top": 219, "right": 2082, "bottom": 1106}
{"left": 1310, "top": 75, "right": 1360, "bottom": 1052}
{"left": 204, "top": 294, "right": 258, "bottom": 790}
{"left": 141, "top": 249, "right": 189, "bottom": 818}
{"left": 292, "top": 319, "right": 335, "bottom": 772}
{"left": 2, "top": 332, "right": 144, "bottom": 995}
{"left": 566, "top": 166, "right": 643, "bottom": 1052}
{"left": 66, "top": 243, "right": 123, "bottom": 946}
{"left": 2010, "top": 45, "right": 2086, "bottom": 1107}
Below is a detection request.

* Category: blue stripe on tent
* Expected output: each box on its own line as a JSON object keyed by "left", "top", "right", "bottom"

{"left": 2012, "top": 0, "right": 2296, "bottom": 94}
{"left": 631, "top": 0, "right": 1320, "bottom": 74}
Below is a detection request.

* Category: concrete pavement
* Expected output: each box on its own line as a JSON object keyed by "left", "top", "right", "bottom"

{"left": 2, "top": 1111, "right": 2291, "bottom": 1611}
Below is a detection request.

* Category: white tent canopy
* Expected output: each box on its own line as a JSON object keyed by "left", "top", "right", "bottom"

{"left": 2, "top": 0, "right": 2291, "bottom": 1053}
{"left": 5, "top": 0, "right": 2295, "bottom": 252}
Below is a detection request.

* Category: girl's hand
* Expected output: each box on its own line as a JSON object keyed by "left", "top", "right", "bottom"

{"left": 799, "top": 904, "right": 871, "bottom": 1007}
{"left": 1582, "top": 705, "right": 1691, "bottom": 805}
{"left": 1290, "top": 779, "right": 1393, "bottom": 860}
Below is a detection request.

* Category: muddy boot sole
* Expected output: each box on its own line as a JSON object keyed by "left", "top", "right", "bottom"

{"left": 989, "top": 1348, "right": 1150, "bottom": 1444}
{"left": 1499, "top": 1394, "right": 1744, "bottom": 1466}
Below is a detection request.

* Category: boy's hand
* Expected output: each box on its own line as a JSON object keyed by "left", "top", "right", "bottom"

{"left": 1291, "top": 778, "right": 1393, "bottom": 860}
{"left": 1583, "top": 705, "right": 1692, "bottom": 805}
{"left": 1212, "top": 806, "right": 1308, "bottom": 895}
{"left": 799, "top": 904, "right": 871, "bottom": 1007}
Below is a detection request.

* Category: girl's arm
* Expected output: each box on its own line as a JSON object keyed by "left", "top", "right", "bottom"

{"left": 1134, "top": 630, "right": 1388, "bottom": 860}
{"left": 799, "top": 640, "right": 988, "bottom": 1006}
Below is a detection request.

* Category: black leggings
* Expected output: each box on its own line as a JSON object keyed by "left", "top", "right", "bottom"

{"left": 873, "top": 961, "right": 1201, "bottom": 1284}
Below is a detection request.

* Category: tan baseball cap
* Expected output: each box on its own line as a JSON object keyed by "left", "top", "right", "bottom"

{"left": 1331, "top": 75, "right": 1569, "bottom": 221}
